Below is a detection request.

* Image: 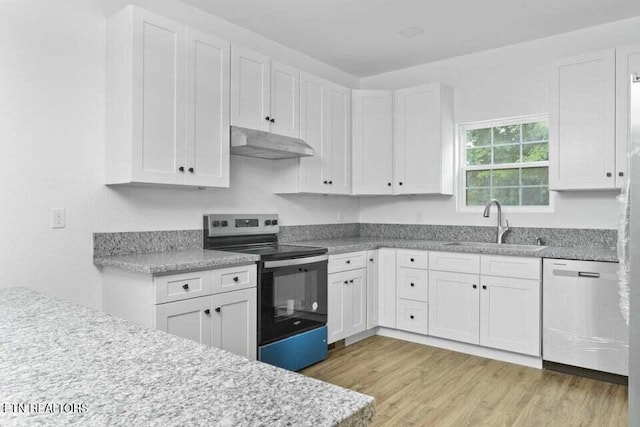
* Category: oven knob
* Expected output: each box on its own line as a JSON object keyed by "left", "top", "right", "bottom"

{"left": 221, "top": 220, "right": 228, "bottom": 227}
{"left": 212, "top": 220, "right": 220, "bottom": 227}
{"left": 265, "top": 220, "right": 272, "bottom": 226}
{"left": 272, "top": 219, "right": 278, "bottom": 226}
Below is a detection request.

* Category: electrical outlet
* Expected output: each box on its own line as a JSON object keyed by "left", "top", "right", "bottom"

{"left": 51, "top": 208, "right": 65, "bottom": 229}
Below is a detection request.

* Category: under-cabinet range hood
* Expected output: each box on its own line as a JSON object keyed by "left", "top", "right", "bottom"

{"left": 230, "top": 126, "right": 314, "bottom": 160}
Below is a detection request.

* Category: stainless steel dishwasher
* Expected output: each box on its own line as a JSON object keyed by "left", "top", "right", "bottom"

{"left": 543, "top": 259, "right": 628, "bottom": 378}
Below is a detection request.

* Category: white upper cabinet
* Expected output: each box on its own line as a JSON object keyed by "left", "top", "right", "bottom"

{"left": 273, "top": 73, "right": 352, "bottom": 195}
{"left": 352, "top": 90, "right": 394, "bottom": 195}
{"left": 230, "top": 46, "right": 271, "bottom": 132}
{"left": 231, "top": 47, "right": 300, "bottom": 138}
{"left": 549, "top": 49, "right": 616, "bottom": 190}
{"left": 616, "top": 43, "right": 640, "bottom": 188}
{"left": 105, "top": 6, "right": 230, "bottom": 188}
{"left": 270, "top": 61, "right": 301, "bottom": 138}
{"left": 393, "top": 83, "right": 454, "bottom": 195}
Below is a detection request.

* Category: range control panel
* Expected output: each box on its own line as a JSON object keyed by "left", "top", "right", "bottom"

{"left": 204, "top": 214, "right": 279, "bottom": 237}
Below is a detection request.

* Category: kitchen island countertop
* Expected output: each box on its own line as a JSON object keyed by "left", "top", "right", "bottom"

{"left": 0, "top": 287, "right": 374, "bottom": 427}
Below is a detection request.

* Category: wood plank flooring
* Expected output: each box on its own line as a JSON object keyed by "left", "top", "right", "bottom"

{"left": 302, "top": 336, "right": 628, "bottom": 426}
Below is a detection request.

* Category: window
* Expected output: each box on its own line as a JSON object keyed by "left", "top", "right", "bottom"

{"left": 460, "top": 115, "right": 550, "bottom": 209}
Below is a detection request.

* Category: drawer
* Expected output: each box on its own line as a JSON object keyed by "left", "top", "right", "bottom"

{"left": 396, "top": 249, "right": 429, "bottom": 269}
{"left": 481, "top": 255, "right": 541, "bottom": 280}
{"left": 212, "top": 264, "right": 257, "bottom": 294}
{"left": 429, "top": 251, "right": 480, "bottom": 274}
{"left": 397, "top": 267, "right": 428, "bottom": 302}
{"left": 155, "top": 270, "right": 212, "bottom": 304}
{"left": 397, "top": 299, "right": 428, "bottom": 335}
{"left": 329, "top": 251, "right": 367, "bottom": 274}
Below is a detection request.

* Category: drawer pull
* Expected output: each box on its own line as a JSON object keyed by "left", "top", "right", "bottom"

{"left": 344, "top": 280, "right": 349, "bottom": 284}
{"left": 482, "top": 285, "right": 487, "bottom": 290}
{"left": 410, "top": 315, "right": 414, "bottom": 320}
{"left": 369, "top": 258, "right": 374, "bottom": 262}
{"left": 215, "top": 307, "right": 221, "bottom": 313}
{"left": 182, "top": 284, "right": 189, "bottom": 290}
{"left": 233, "top": 276, "right": 239, "bottom": 282}
{"left": 349, "top": 279, "right": 354, "bottom": 283}
{"left": 410, "top": 283, "right": 415, "bottom": 287}
{"left": 346, "top": 260, "right": 351, "bottom": 264}
{"left": 473, "top": 284, "right": 477, "bottom": 289}
{"left": 204, "top": 309, "right": 210, "bottom": 315}
{"left": 410, "top": 258, "right": 415, "bottom": 262}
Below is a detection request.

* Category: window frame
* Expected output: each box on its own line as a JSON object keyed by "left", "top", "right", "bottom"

{"left": 457, "top": 114, "right": 554, "bottom": 213}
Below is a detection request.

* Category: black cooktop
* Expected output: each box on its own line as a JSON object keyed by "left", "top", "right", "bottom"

{"left": 223, "top": 244, "right": 327, "bottom": 261}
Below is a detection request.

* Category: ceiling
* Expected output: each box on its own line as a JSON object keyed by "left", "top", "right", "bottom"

{"left": 181, "top": 0, "right": 640, "bottom": 77}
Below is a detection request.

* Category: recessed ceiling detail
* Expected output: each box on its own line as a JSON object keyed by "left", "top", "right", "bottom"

{"left": 181, "top": 0, "right": 640, "bottom": 77}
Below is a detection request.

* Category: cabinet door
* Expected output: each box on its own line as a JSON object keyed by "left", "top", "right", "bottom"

{"left": 131, "top": 9, "right": 186, "bottom": 185}
{"left": 428, "top": 271, "right": 480, "bottom": 344}
{"left": 184, "top": 29, "right": 230, "bottom": 187}
{"left": 211, "top": 288, "right": 257, "bottom": 360}
{"left": 393, "top": 83, "right": 453, "bottom": 195}
{"left": 480, "top": 276, "right": 540, "bottom": 356}
{"left": 328, "top": 271, "right": 348, "bottom": 343}
{"left": 549, "top": 49, "right": 616, "bottom": 190}
{"left": 377, "top": 248, "right": 397, "bottom": 328}
{"left": 327, "top": 83, "right": 352, "bottom": 195}
{"left": 155, "top": 296, "right": 212, "bottom": 346}
{"left": 299, "top": 73, "right": 330, "bottom": 193}
{"left": 347, "top": 269, "right": 367, "bottom": 336}
{"left": 231, "top": 46, "right": 270, "bottom": 132}
{"left": 396, "top": 267, "right": 428, "bottom": 302}
{"left": 366, "top": 250, "right": 379, "bottom": 329}
{"left": 270, "top": 60, "right": 300, "bottom": 138}
{"left": 352, "top": 90, "right": 393, "bottom": 195}
{"left": 615, "top": 43, "right": 640, "bottom": 188}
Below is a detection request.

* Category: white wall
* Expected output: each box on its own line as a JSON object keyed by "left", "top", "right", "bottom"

{"left": 359, "top": 17, "right": 640, "bottom": 229}
{"left": 0, "top": 0, "right": 359, "bottom": 309}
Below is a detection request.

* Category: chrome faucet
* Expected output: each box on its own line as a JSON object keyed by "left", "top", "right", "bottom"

{"left": 483, "top": 199, "right": 510, "bottom": 244}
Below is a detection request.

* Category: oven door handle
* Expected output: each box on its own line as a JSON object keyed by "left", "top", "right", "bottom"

{"left": 263, "top": 254, "right": 328, "bottom": 269}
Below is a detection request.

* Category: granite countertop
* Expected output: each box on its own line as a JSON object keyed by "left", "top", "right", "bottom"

{"left": 93, "top": 249, "right": 260, "bottom": 274}
{"left": 286, "top": 237, "right": 619, "bottom": 262}
{"left": 0, "top": 287, "right": 375, "bottom": 427}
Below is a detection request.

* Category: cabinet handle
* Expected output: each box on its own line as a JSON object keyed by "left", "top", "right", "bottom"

{"left": 204, "top": 309, "right": 210, "bottom": 315}
{"left": 182, "top": 284, "right": 189, "bottom": 290}
{"left": 482, "top": 285, "right": 487, "bottom": 290}
{"left": 387, "top": 182, "right": 392, "bottom": 186}
{"left": 410, "top": 283, "right": 415, "bottom": 287}
{"left": 215, "top": 307, "right": 221, "bottom": 313}
{"left": 233, "top": 276, "right": 239, "bottom": 282}
{"left": 349, "top": 279, "right": 354, "bottom": 283}
{"left": 188, "top": 167, "right": 194, "bottom": 173}
{"left": 606, "top": 172, "right": 612, "bottom": 177}
{"left": 178, "top": 166, "right": 185, "bottom": 172}
{"left": 369, "top": 258, "right": 374, "bottom": 262}
{"left": 410, "top": 315, "right": 414, "bottom": 320}
{"left": 344, "top": 280, "right": 349, "bottom": 284}
{"left": 328, "top": 181, "right": 333, "bottom": 185}
{"left": 399, "top": 182, "right": 403, "bottom": 186}
{"left": 346, "top": 260, "right": 351, "bottom": 264}
{"left": 323, "top": 180, "right": 328, "bottom": 184}
{"left": 619, "top": 172, "right": 625, "bottom": 177}
{"left": 265, "top": 116, "right": 271, "bottom": 121}
{"left": 410, "top": 258, "right": 415, "bottom": 262}
{"left": 473, "top": 284, "right": 477, "bottom": 289}
{"left": 270, "top": 118, "right": 275, "bottom": 123}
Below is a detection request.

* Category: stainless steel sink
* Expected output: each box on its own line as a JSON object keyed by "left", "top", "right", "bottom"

{"left": 444, "top": 242, "right": 547, "bottom": 251}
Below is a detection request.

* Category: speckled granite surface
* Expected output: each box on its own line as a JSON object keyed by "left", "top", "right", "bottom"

{"left": 93, "top": 250, "right": 259, "bottom": 274}
{"left": 93, "top": 230, "right": 202, "bottom": 258}
{"left": 0, "top": 287, "right": 375, "bottom": 427}
{"left": 287, "top": 237, "right": 619, "bottom": 262}
{"left": 279, "top": 223, "right": 360, "bottom": 243}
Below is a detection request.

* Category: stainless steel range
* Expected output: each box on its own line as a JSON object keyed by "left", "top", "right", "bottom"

{"left": 203, "top": 214, "right": 328, "bottom": 371}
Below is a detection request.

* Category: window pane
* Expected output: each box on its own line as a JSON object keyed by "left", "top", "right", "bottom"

{"left": 493, "top": 145, "right": 520, "bottom": 164}
{"left": 467, "top": 170, "right": 491, "bottom": 187}
{"left": 521, "top": 167, "right": 548, "bottom": 186}
{"left": 522, "top": 187, "right": 549, "bottom": 205}
{"left": 467, "top": 128, "right": 491, "bottom": 147}
{"left": 492, "top": 187, "right": 520, "bottom": 206}
{"left": 523, "top": 122, "right": 548, "bottom": 142}
{"left": 492, "top": 168, "right": 519, "bottom": 186}
{"left": 493, "top": 125, "right": 520, "bottom": 145}
{"left": 467, "top": 147, "right": 491, "bottom": 165}
{"left": 466, "top": 188, "right": 490, "bottom": 206}
{"left": 522, "top": 142, "right": 548, "bottom": 162}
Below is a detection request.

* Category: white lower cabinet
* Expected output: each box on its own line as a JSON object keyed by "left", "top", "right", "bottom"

{"left": 377, "top": 248, "right": 397, "bottom": 328}
{"left": 428, "top": 271, "right": 480, "bottom": 344}
{"left": 366, "top": 250, "right": 379, "bottom": 329}
{"left": 328, "top": 268, "right": 366, "bottom": 344}
{"left": 103, "top": 264, "right": 258, "bottom": 360}
{"left": 396, "top": 298, "right": 428, "bottom": 335}
{"left": 479, "top": 276, "right": 541, "bottom": 356}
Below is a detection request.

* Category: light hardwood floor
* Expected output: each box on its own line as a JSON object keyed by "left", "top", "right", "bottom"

{"left": 302, "top": 336, "right": 628, "bottom": 426}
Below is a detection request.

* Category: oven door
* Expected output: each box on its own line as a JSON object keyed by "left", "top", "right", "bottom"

{"left": 259, "top": 255, "right": 328, "bottom": 345}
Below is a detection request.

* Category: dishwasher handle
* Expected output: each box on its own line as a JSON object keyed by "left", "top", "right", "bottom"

{"left": 552, "top": 269, "right": 601, "bottom": 279}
